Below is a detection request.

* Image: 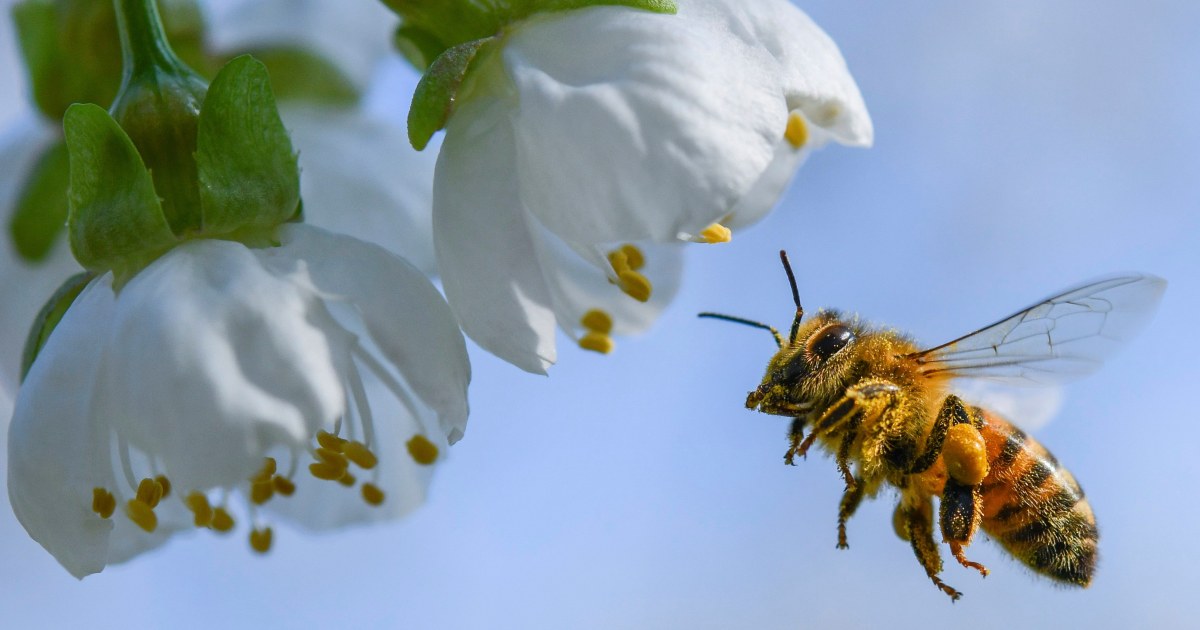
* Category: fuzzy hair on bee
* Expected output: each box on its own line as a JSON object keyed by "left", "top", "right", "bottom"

{"left": 701, "top": 251, "right": 1165, "bottom": 601}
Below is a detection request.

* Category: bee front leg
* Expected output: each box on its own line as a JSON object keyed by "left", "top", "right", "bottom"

{"left": 897, "top": 499, "right": 962, "bottom": 602}
{"left": 786, "top": 380, "right": 898, "bottom": 463}
{"left": 784, "top": 417, "right": 807, "bottom": 466}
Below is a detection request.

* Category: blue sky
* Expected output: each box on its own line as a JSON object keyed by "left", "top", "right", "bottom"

{"left": 2, "top": 1, "right": 1198, "bottom": 628}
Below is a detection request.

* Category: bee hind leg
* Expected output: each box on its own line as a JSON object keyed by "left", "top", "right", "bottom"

{"left": 939, "top": 478, "right": 990, "bottom": 578}
{"left": 899, "top": 499, "right": 962, "bottom": 602}
{"left": 836, "top": 475, "right": 865, "bottom": 549}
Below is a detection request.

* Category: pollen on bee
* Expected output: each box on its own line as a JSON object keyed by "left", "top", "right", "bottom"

{"left": 91, "top": 488, "right": 116, "bottom": 519}
{"left": 785, "top": 111, "right": 808, "bottom": 149}
{"left": 699, "top": 223, "right": 732, "bottom": 244}
{"left": 406, "top": 435, "right": 439, "bottom": 465}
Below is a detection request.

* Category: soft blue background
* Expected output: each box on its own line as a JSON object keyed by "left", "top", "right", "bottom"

{"left": 2, "top": 1, "right": 1197, "bottom": 628}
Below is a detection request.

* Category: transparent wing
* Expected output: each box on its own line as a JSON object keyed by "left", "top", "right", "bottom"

{"left": 907, "top": 273, "right": 1166, "bottom": 385}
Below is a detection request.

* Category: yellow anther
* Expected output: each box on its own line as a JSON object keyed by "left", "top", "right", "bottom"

{"left": 253, "top": 457, "right": 277, "bottom": 482}
{"left": 607, "top": 249, "right": 630, "bottom": 274}
{"left": 315, "top": 447, "right": 349, "bottom": 469}
{"left": 580, "top": 309, "right": 613, "bottom": 335}
{"left": 619, "top": 244, "right": 645, "bottom": 271}
{"left": 186, "top": 492, "right": 213, "bottom": 527}
{"left": 154, "top": 475, "right": 171, "bottom": 498}
{"left": 338, "top": 472, "right": 356, "bottom": 487}
{"left": 317, "top": 430, "right": 347, "bottom": 452}
{"left": 698, "top": 222, "right": 732, "bottom": 244}
{"left": 91, "top": 488, "right": 116, "bottom": 519}
{"left": 135, "top": 478, "right": 163, "bottom": 508}
{"left": 406, "top": 435, "right": 439, "bottom": 466}
{"left": 342, "top": 441, "right": 378, "bottom": 470}
{"left": 272, "top": 476, "right": 296, "bottom": 496}
{"left": 210, "top": 507, "right": 235, "bottom": 532}
{"left": 249, "top": 527, "right": 273, "bottom": 554}
{"left": 250, "top": 480, "right": 274, "bottom": 505}
{"left": 944, "top": 424, "right": 991, "bottom": 486}
{"left": 579, "top": 331, "right": 615, "bottom": 354}
{"left": 309, "top": 462, "right": 344, "bottom": 481}
{"left": 785, "top": 111, "right": 808, "bottom": 149}
{"left": 125, "top": 499, "right": 157, "bottom": 533}
{"left": 617, "top": 270, "right": 652, "bottom": 302}
{"left": 361, "top": 483, "right": 385, "bottom": 506}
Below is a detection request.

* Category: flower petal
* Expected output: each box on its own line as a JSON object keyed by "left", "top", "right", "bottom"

{"left": 281, "top": 104, "right": 437, "bottom": 275}
{"left": 265, "top": 224, "right": 470, "bottom": 443}
{"left": 205, "top": 0, "right": 397, "bottom": 90}
{"left": 95, "top": 239, "right": 348, "bottom": 491}
{"left": 434, "top": 88, "right": 558, "bottom": 374}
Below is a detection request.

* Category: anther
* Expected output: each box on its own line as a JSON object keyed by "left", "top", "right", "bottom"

{"left": 342, "top": 441, "right": 378, "bottom": 470}
{"left": 92, "top": 488, "right": 116, "bottom": 519}
{"left": 249, "top": 527, "right": 273, "bottom": 554}
{"left": 338, "top": 472, "right": 356, "bottom": 487}
{"left": 785, "top": 111, "right": 808, "bottom": 149}
{"left": 253, "top": 458, "right": 277, "bottom": 481}
{"left": 617, "top": 270, "right": 652, "bottom": 302}
{"left": 317, "top": 431, "right": 347, "bottom": 452}
{"left": 125, "top": 499, "right": 158, "bottom": 533}
{"left": 135, "top": 477, "right": 163, "bottom": 508}
{"left": 316, "top": 448, "right": 349, "bottom": 469}
{"left": 272, "top": 476, "right": 296, "bottom": 496}
{"left": 406, "top": 435, "right": 439, "bottom": 465}
{"left": 154, "top": 475, "right": 172, "bottom": 498}
{"left": 699, "top": 223, "right": 732, "bottom": 244}
{"left": 579, "top": 331, "right": 614, "bottom": 354}
{"left": 250, "top": 480, "right": 274, "bottom": 505}
{"left": 581, "top": 309, "right": 614, "bottom": 335}
{"left": 361, "top": 483, "right": 385, "bottom": 506}
{"left": 210, "top": 507, "right": 235, "bottom": 532}
{"left": 607, "top": 249, "right": 630, "bottom": 274}
{"left": 309, "top": 462, "right": 344, "bottom": 481}
{"left": 619, "top": 244, "right": 645, "bottom": 270}
{"left": 186, "top": 492, "right": 213, "bottom": 527}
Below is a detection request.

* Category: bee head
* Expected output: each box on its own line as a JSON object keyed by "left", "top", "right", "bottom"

{"left": 747, "top": 310, "right": 862, "bottom": 415}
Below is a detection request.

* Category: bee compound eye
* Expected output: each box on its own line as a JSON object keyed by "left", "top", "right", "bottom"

{"left": 808, "top": 324, "right": 854, "bottom": 362}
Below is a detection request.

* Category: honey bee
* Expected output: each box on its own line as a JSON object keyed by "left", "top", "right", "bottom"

{"left": 700, "top": 252, "right": 1166, "bottom": 600}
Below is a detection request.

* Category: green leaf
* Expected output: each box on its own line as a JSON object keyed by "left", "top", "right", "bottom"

{"left": 9, "top": 140, "right": 69, "bottom": 262}
{"left": 195, "top": 55, "right": 300, "bottom": 236}
{"left": 237, "top": 47, "right": 359, "bottom": 105}
{"left": 408, "top": 38, "right": 491, "bottom": 151}
{"left": 63, "top": 103, "right": 176, "bottom": 280}
{"left": 538, "top": 0, "right": 676, "bottom": 15}
{"left": 21, "top": 271, "right": 94, "bottom": 382}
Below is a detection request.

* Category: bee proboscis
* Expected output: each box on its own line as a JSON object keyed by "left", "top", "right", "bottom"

{"left": 700, "top": 252, "right": 1166, "bottom": 601}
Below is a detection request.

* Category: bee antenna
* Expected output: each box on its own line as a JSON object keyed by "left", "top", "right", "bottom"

{"left": 779, "top": 250, "right": 803, "bottom": 345}
{"left": 698, "top": 313, "right": 784, "bottom": 349}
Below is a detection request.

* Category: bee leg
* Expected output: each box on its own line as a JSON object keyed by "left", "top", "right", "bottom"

{"left": 906, "top": 395, "right": 959, "bottom": 474}
{"left": 836, "top": 474, "right": 865, "bottom": 550}
{"left": 787, "top": 381, "right": 895, "bottom": 463}
{"left": 835, "top": 428, "right": 860, "bottom": 491}
{"left": 900, "top": 499, "right": 962, "bottom": 601}
{"left": 939, "top": 478, "right": 989, "bottom": 578}
{"left": 784, "top": 417, "right": 807, "bottom": 466}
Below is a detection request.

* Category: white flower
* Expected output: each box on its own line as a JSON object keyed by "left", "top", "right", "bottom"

{"left": 432, "top": 0, "right": 873, "bottom": 373}
{"left": 7, "top": 224, "right": 469, "bottom": 578}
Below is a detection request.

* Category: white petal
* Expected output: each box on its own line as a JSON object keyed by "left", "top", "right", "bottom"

{"left": 502, "top": 6, "right": 783, "bottom": 244}
{"left": 204, "top": 0, "right": 397, "bottom": 90}
{"left": 434, "top": 87, "right": 558, "bottom": 374}
{"left": 8, "top": 279, "right": 121, "bottom": 578}
{"left": 95, "top": 239, "right": 347, "bottom": 491}
{"left": 264, "top": 224, "right": 470, "bottom": 442}
{"left": 282, "top": 104, "right": 437, "bottom": 275}
{"left": 0, "top": 114, "right": 81, "bottom": 405}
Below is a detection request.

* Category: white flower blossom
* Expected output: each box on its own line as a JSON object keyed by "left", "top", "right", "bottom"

{"left": 433, "top": 0, "right": 873, "bottom": 373}
{"left": 7, "top": 224, "right": 469, "bottom": 578}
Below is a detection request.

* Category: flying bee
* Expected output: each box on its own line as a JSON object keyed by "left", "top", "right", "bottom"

{"left": 700, "top": 252, "right": 1166, "bottom": 601}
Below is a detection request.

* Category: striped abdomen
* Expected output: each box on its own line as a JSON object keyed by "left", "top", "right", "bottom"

{"left": 976, "top": 411, "right": 1098, "bottom": 586}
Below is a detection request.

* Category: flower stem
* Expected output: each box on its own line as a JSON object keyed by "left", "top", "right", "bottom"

{"left": 113, "top": 0, "right": 187, "bottom": 83}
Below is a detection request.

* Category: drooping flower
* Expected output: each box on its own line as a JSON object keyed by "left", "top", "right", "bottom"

{"left": 7, "top": 224, "right": 470, "bottom": 578}
{"left": 401, "top": 0, "right": 873, "bottom": 372}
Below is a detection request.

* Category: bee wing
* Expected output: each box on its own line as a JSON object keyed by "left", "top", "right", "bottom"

{"left": 908, "top": 273, "right": 1166, "bottom": 385}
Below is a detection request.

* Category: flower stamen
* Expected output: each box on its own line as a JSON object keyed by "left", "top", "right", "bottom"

{"left": 249, "top": 527, "right": 273, "bottom": 554}
{"left": 407, "top": 435, "right": 439, "bottom": 465}
{"left": 92, "top": 488, "right": 116, "bottom": 519}
{"left": 125, "top": 498, "right": 157, "bottom": 533}
{"left": 210, "top": 506, "right": 235, "bottom": 532}
{"left": 699, "top": 223, "right": 732, "bottom": 244}
{"left": 361, "top": 483, "right": 385, "bottom": 506}
{"left": 785, "top": 111, "right": 808, "bottom": 149}
{"left": 186, "top": 491, "right": 213, "bottom": 527}
{"left": 343, "top": 441, "right": 378, "bottom": 469}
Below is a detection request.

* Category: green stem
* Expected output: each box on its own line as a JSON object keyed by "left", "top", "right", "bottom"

{"left": 113, "top": 0, "right": 186, "bottom": 83}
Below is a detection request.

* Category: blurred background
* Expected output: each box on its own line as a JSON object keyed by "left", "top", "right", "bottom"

{"left": 2, "top": 1, "right": 1198, "bottom": 628}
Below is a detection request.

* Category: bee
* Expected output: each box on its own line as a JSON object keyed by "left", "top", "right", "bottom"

{"left": 700, "top": 252, "right": 1166, "bottom": 600}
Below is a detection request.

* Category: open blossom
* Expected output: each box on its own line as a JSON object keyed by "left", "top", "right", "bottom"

{"left": 7, "top": 225, "right": 469, "bottom": 577}
{"left": 431, "top": 0, "right": 873, "bottom": 373}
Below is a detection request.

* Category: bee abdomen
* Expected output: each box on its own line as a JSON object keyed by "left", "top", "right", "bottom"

{"left": 976, "top": 413, "right": 1098, "bottom": 586}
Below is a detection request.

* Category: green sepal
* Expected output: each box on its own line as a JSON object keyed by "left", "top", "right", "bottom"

{"left": 408, "top": 38, "right": 492, "bottom": 151}
{"left": 195, "top": 55, "right": 300, "bottom": 236}
{"left": 236, "top": 47, "right": 359, "bottom": 105}
{"left": 20, "top": 271, "right": 95, "bottom": 382}
{"left": 9, "top": 140, "right": 69, "bottom": 262}
{"left": 63, "top": 103, "right": 176, "bottom": 283}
